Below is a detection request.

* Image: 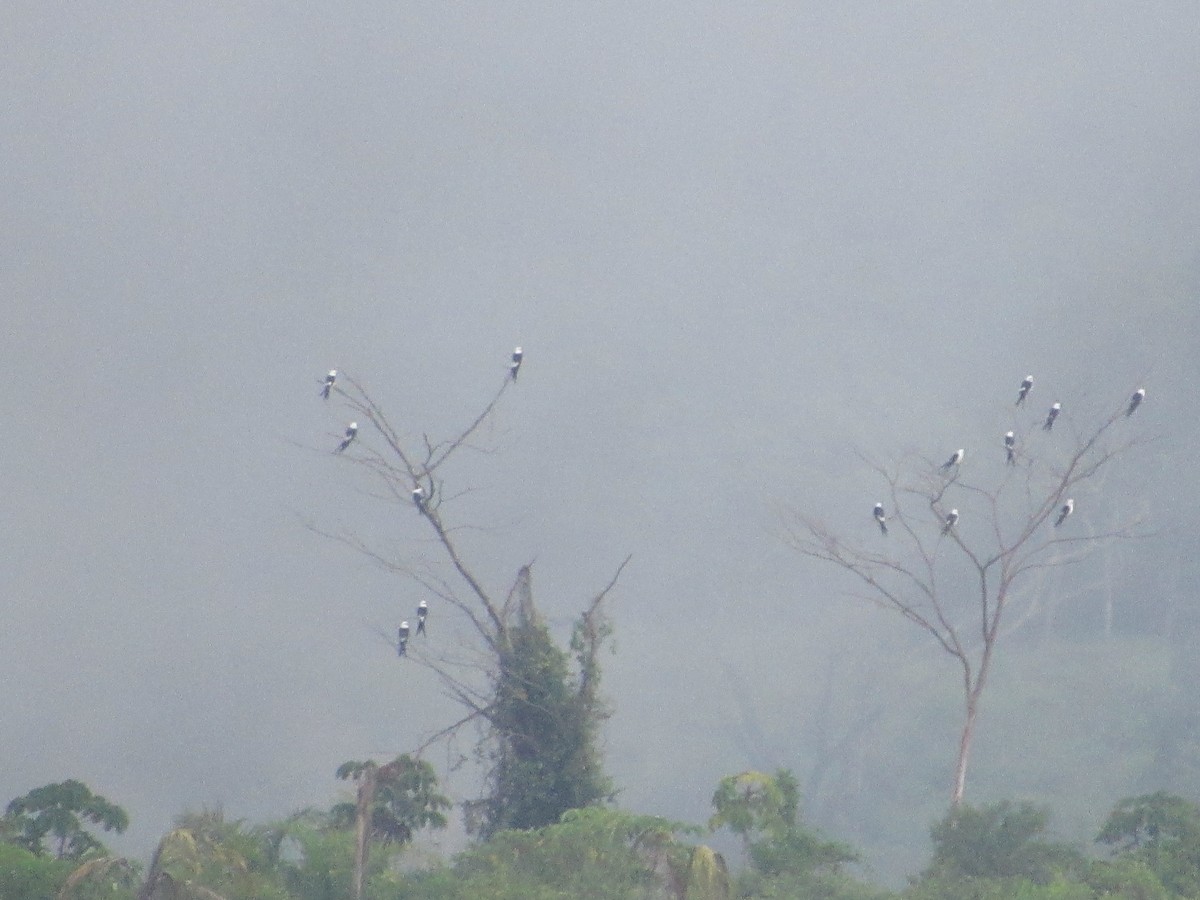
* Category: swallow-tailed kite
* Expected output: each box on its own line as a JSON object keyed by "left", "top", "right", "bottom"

{"left": 412, "top": 485, "right": 426, "bottom": 511}
{"left": 335, "top": 422, "right": 357, "bottom": 453}
{"left": 1054, "top": 498, "right": 1074, "bottom": 527}
{"left": 321, "top": 369, "right": 337, "bottom": 400}
{"left": 1016, "top": 375, "right": 1034, "bottom": 406}
{"left": 397, "top": 621, "right": 410, "bottom": 657}
{"left": 942, "top": 508, "right": 959, "bottom": 534}
{"left": 510, "top": 346, "right": 523, "bottom": 381}
{"left": 417, "top": 599, "right": 428, "bottom": 635}
{"left": 940, "top": 448, "right": 965, "bottom": 471}
{"left": 1005, "top": 431, "right": 1016, "bottom": 465}
{"left": 873, "top": 502, "right": 888, "bottom": 535}
{"left": 1043, "top": 403, "right": 1061, "bottom": 431}
{"left": 1126, "top": 388, "right": 1145, "bottom": 417}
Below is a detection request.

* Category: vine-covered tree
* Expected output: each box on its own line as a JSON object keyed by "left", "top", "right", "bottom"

{"left": 481, "top": 567, "right": 614, "bottom": 835}
{"left": 787, "top": 387, "right": 1149, "bottom": 806}
{"left": 318, "top": 363, "right": 626, "bottom": 836}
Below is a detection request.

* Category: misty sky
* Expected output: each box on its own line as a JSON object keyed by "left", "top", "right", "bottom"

{"left": 3, "top": 2, "right": 1199, "bottom": 879}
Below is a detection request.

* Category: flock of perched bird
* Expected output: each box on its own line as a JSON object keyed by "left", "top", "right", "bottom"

{"left": 871, "top": 376, "right": 1146, "bottom": 538}
{"left": 319, "top": 347, "right": 526, "bottom": 657}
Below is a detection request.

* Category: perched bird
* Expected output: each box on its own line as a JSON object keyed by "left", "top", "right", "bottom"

{"left": 510, "top": 346, "right": 523, "bottom": 381}
{"left": 1016, "top": 375, "right": 1034, "bottom": 406}
{"left": 1054, "top": 498, "right": 1074, "bottom": 527}
{"left": 940, "top": 448, "right": 965, "bottom": 472}
{"left": 942, "top": 509, "right": 959, "bottom": 534}
{"left": 1004, "top": 431, "right": 1016, "bottom": 465}
{"left": 417, "top": 599, "right": 428, "bottom": 635}
{"left": 1126, "top": 388, "right": 1145, "bottom": 417}
{"left": 321, "top": 369, "right": 337, "bottom": 400}
{"left": 397, "top": 621, "right": 410, "bottom": 657}
{"left": 335, "top": 421, "right": 357, "bottom": 453}
{"left": 412, "top": 485, "right": 426, "bottom": 512}
{"left": 873, "top": 502, "right": 888, "bottom": 535}
{"left": 1043, "top": 402, "right": 1061, "bottom": 431}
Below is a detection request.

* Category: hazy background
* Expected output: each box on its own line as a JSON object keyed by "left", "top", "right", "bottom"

{"left": 3, "top": 2, "right": 1199, "bottom": 883}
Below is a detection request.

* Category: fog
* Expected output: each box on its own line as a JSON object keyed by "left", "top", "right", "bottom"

{"left": 3, "top": 2, "right": 1198, "bottom": 882}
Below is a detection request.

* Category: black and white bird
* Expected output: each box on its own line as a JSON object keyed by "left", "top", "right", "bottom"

{"left": 1054, "top": 498, "right": 1074, "bottom": 527}
{"left": 412, "top": 485, "right": 426, "bottom": 512}
{"left": 417, "top": 599, "right": 428, "bottom": 635}
{"left": 1043, "top": 402, "right": 1061, "bottom": 431}
{"left": 1004, "top": 431, "right": 1016, "bottom": 465}
{"left": 1126, "top": 388, "right": 1145, "bottom": 417}
{"left": 1016, "top": 375, "right": 1034, "bottom": 406}
{"left": 321, "top": 369, "right": 337, "bottom": 400}
{"left": 940, "top": 448, "right": 965, "bottom": 472}
{"left": 397, "top": 621, "right": 410, "bottom": 657}
{"left": 509, "top": 346, "right": 523, "bottom": 381}
{"left": 942, "top": 508, "right": 959, "bottom": 534}
{"left": 873, "top": 502, "right": 888, "bottom": 535}
{"left": 335, "top": 421, "right": 357, "bottom": 453}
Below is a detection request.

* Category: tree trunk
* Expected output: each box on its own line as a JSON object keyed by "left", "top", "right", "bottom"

{"left": 951, "top": 695, "right": 979, "bottom": 807}
{"left": 353, "top": 766, "right": 377, "bottom": 900}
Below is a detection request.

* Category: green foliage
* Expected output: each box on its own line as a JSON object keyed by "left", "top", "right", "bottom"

{"left": 710, "top": 770, "right": 800, "bottom": 841}
{"left": 1095, "top": 792, "right": 1200, "bottom": 897}
{"left": 1082, "top": 856, "right": 1170, "bottom": 900}
{"left": 332, "top": 756, "right": 450, "bottom": 846}
{"left": 0, "top": 841, "right": 75, "bottom": 900}
{"left": 3, "top": 780, "right": 129, "bottom": 860}
{"left": 481, "top": 602, "right": 613, "bottom": 836}
{"left": 272, "top": 814, "right": 360, "bottom": 900}
{"left": 399, "top": 807, "right": 695, "bottom": 900}
{"left": 710, "top": 770, "right": 869, "bottom": 899}
{"left": 903, "top": 874, "right": 1094, "bottom": 900}
{"left": 138, "top": 809, "right": 289, "bottom": 900}
{"left": 710, "top": 770, "right": 858, "bottom": 876}
{"left": 685, "top": 845, "right": 732, "bottom": 900}
{"left": 923, "top": 801, "right": 1083, "bottom": 884}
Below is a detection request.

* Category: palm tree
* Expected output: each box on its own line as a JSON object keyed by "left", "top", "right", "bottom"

{"left": 59, "top": 810, "right": 286, "bottom": 900}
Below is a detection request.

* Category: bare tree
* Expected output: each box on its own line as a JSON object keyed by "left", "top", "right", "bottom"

{"left": 316, "top": 365, "right": 626, "bottom": 837}
{"left": 785, "top": 390, "right": 1150, "bottom": 807}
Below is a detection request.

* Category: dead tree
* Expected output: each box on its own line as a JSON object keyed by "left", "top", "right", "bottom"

{"left": 317, "top": 366, "right": 626, "bottom": 834}
{"left": 786, "top": 391, "right": 1150, "bottom": 807}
